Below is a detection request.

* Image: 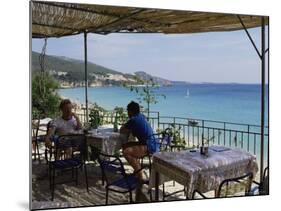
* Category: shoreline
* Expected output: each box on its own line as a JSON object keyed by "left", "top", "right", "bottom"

{"left": 58, "top": 83, "right": 266, "bottom": 89}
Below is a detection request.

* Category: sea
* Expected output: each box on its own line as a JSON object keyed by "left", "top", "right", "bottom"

{"left": 59, "top": 83, "right": 268, "bottom": 126}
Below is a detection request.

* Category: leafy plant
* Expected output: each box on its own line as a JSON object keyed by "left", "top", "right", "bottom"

{"left": 169, "top": 123, "right": 186, "bottom": 147}
{"left": 157, "top": 124, "right": 186, "bottom": 150}
{"left": 124, "top": 78, "right": 166, "bottom": 119}
{"left": 32, "top": 71, "right": 61, "bottom": 119}
{"left": 113, "top": 107, "right": 128, "bottom": 131}
{"left": 89, "top": 104, "right": 106, "bottom": 129}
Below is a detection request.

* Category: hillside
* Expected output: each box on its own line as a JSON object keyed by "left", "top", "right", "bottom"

{"left": 134, "top": 71, "right": 173, "bottom": 86}
{"left": 32, "top": 51, "right": 126, "bottom": 75}
{"left": 32, "top": 51, "right": 173, "bottom": 87}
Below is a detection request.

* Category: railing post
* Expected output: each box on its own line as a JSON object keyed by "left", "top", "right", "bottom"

{"left": 202, "top": 120, "right": 205, "bottom": 146}
{"left": 247, "top": 125, "right": 250, "bottom": 151}
{"left": 157, "top": 112, "right": 160, "bottom": 130}
{"left": 223, "top": 122, "right": 226, "bottom": 146}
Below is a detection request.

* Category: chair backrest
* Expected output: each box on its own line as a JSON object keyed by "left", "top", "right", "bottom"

{"left": 46, "top": 120, "right": 54, "bottom": 133}
{"left": 153, "top": 128, "right": 173, "bottom": 151}
{"left": 91, "top": 146, "right": 126, "bottom": 184}
{"left": 55, "top": 134, "right": 87, "bottom": 161}
{"left": 32, "top": 119, "right": 40, "bottom": 139}
{"left": 32, "top": 119, "right": 52, "bottom": 138}
{"left": 218, "top": 172, "right": 253, "bottom": 197}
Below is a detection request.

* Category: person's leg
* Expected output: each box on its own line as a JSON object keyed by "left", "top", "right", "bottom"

{"left": 122, "top": 142, "right": 140, "bottom": 149}
{"left": 122, "top": 143, "right": 148, "bottom": 180}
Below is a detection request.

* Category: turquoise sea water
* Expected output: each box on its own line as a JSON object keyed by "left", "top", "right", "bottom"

{"left": 59, "top": 84, "right": 268, "bottom": 126}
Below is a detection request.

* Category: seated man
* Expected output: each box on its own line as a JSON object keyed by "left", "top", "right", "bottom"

{"left": 45, "top": 99, "right": 82, "bottom": 149}
{"left": 120, "top": 101, "right": 158, "bottom": 181}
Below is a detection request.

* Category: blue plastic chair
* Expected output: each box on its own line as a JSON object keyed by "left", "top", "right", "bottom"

{"left": 251, "top": 167, "right": 269, "bottom": 195}
{"left": 49, "top": 134, "right": 89, "bottom": 200}
{"left": 32, "top": 119, "right": 49, "bottom": 162}
{"left": 91, "top": 147, "right": 150, "bottom": 204}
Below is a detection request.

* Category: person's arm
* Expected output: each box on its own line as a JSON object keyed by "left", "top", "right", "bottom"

{"left": 120, "top": 124, "right": 131, "bottom": 134}
{"left": 72, "top": 113, "right": 82, "bottom": 130}
{"left": 120, "top": 118, "right": 133, "bottom": 135}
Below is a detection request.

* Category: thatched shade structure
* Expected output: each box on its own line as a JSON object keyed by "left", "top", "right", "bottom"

{"left": 32, "top": 1, "right": 268, "bottom": 38}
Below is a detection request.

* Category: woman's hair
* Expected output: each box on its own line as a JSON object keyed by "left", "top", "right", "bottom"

{"left": 59, "top": 99, "right": 72, "bottom": 110}
{"left": 127, "top": 101, "right": 140, "bottom": 115}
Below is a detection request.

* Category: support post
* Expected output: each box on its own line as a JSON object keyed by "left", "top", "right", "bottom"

{"left": 237, "top": 15, "right": 262, "bottom": 59}
{"left": 267, "top": 19, "right": 270, "bottom": 171}
{"left": 84, "top": 31, "right": 89, "bottom": 123}
{"left": 260, "top": 17, "right": 266, "bottom": 182}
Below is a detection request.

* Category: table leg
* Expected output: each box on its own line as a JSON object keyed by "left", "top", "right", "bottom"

{"left": 155, "top": 171, "right": 159, "bottom": 201}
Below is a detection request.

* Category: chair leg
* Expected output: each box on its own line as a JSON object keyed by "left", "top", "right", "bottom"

{"left": 101, "top": 171, "right": 105, "bottom": 186}
{"left": 75, "top": 168, "right": 78, "bottom": 186}
{"left": 49, "top": 164, "right": 52, "bottom": 190}
{"left": 162, "top": 183, "right": 165, "bottom": 201}
{"left": 51, "top": 168, "right": 55, "bottom": 201}
{"left": 36, "top": 142, "right": 41, "bottom": 164}
{"left": 84, "top": 164, "right": 89, "bottom": 192}
{"left": 72, "top": 167, "right": 74, "bottom": 178}
{"left": 185, "top": 187, "right": 189, "bottom": 200}
{"left": 148, "top": 189, "right": 153, "bottom": 201}
{"left": 129, "top": 190, "right": 133, "bottom": 203}
{"left": 33, "top": 142, "right": 37, "bottom": 161}
{"left": 50, "top": 148, "right": 53, "bottom": 161}
{"left": 45, "top": 149, "right": 48, "bottom": 164}
{"left": 105, "top": 188, "right": 109, "bottom": 205}
{"left": 148, "top": 156, "right": 152, "bottom": 177}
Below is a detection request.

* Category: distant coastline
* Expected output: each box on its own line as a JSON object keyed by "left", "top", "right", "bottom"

{"left": 58, "top": 81, "right": 265, "bottom": 89}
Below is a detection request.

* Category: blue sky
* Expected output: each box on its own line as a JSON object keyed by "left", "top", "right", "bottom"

{"left": 32, "top": 27, "right": 267, "bottom": 83}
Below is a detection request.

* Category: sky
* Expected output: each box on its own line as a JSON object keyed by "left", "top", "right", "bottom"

{"left": 32, "top": 27, "right": 268, "bottom": 84}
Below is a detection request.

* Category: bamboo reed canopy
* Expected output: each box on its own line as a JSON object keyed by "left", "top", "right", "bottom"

{"left": 32, "top": 1, "right": 268, "bottom": 38}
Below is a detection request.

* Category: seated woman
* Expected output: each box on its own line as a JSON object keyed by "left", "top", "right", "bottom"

{"left": 45, "top": 99, "right": 82, "bottom": 154}
{"left": 120, "top": 101, "right": 158, "bottom": 181}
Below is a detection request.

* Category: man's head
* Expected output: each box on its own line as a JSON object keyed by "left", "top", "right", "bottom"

{"left": 59, "top": 99, "right": 73, "bottom": 118}
{"left": 127, "top": 101, "right": 140, "bottom": 118}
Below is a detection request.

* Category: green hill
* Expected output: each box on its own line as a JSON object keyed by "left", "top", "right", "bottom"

{"left": 32, "top": 51, "right": 125, "bottom": 76}
{"left": 32, "top": 51, "right": 172, "bottom": 87}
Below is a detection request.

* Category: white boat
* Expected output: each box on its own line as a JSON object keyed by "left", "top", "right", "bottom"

{"left": 185, "top": 88, "right": 190, "bottom": 98}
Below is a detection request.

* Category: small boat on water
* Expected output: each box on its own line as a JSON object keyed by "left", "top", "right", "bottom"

{"left": 185, "top": 88, "right": 190, "bottom": 98}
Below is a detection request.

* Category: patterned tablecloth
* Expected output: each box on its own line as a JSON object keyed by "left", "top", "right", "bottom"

{"left": 86, "top": 128, "right": 130, "bottom": 155}
{"left": 150, "top": 146, "right": 258, "bottom": 198}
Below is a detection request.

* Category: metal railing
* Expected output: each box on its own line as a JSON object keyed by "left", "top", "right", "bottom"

{"left": 77, "top": 108, "right": 269, "bottom": 182}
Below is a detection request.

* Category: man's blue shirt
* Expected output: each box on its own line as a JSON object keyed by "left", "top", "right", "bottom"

{"left": 125, "top": 113, "right": 153, "bottom": 145}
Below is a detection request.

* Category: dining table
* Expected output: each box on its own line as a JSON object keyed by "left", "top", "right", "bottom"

{"left": 86, "top": 126, "right": 134, "bottom": 155}
{"left": 150, "top": 145, "right": 259, "bottom": 200}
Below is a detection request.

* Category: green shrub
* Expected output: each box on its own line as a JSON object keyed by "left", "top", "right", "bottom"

{"left": 32, "top": 71, "right": 61, "bottom": 119}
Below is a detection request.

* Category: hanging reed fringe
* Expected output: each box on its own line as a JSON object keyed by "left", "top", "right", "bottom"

{"left": 31, "top": 1, "right": 268, "bottom": 38}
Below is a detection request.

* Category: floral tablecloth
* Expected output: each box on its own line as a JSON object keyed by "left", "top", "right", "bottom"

{"left": 87, "top": 132, "right": 129, "bottom": 155}
{"left": 150, "top": 146, "right": 258, "bottom": 198}
{"left": 86, "top": 126, "right": 136, "bottom": 155}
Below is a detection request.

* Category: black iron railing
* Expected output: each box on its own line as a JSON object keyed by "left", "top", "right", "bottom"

{"left": 77, "top": 108, "right": 269, "bottom": 182}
